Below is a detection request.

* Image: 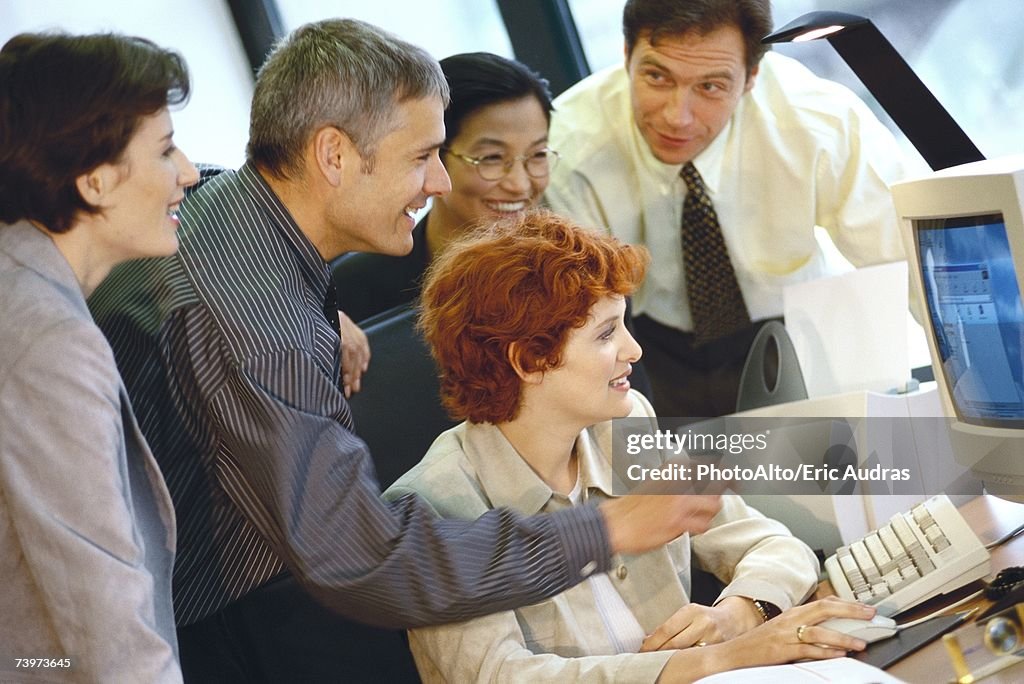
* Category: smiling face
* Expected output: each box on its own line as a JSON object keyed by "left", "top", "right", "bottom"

{"left": 627, "top": 25, "right": 756, "bottom": 165}
{"left": 529, "top": 295, "right": 643, "bottom": 430}
{"left": 91, "top": 108, "right": 198, "bottom": 261}
{"left": 330, "top": 94, "right": 451, "bottom": 257}
{"left": 433, "top": 95, "right": 549, "bottom": 232}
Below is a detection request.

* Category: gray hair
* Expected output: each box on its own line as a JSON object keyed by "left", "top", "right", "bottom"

{"left": 247, "top": 18, "right": 449, "bottom": 178}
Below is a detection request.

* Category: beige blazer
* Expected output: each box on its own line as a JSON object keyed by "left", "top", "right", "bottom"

{"left": 385, "top": 390, "right": 818, "bottom": 683}
{"left": 0, "top": 222, "right": 181, "bottom": 683}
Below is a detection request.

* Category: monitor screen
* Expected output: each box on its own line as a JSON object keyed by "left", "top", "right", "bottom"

{"left": 915, "top": 213, "right": 1024, "bottom": 428}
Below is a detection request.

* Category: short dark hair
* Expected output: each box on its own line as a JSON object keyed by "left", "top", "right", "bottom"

{"left": 439, "top": 52, "right": 553, "bottom": 147}
{"left": 0, "top": 32, "right": 190, "bottom": 233}
{"left": 623, "top": 0, "right": 773, "bottom": 74}
{"left": 248, "top": 19, "right": 448, "bottom": 178}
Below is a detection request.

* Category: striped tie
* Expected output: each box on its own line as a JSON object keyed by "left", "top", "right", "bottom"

{"left": 680, "top": 162, "right": 751, "bottom": 344}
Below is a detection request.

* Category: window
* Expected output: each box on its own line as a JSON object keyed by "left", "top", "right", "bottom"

{"left": 276, "top": 0, "right": 513, "bottom": 59}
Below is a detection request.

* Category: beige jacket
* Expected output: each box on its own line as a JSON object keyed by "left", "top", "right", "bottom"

{"left": 0, "top": 222, "right": 180, "bottom": 683}
{"left": 384, "top": 391, "right": 818, "bottom": 683}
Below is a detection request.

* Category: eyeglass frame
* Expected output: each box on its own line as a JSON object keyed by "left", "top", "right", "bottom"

{"left": 442, "top": 146, "right": 560, "bottom": 181}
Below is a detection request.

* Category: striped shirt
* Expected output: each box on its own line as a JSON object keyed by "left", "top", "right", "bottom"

{"left": 89, "top": 162, "right": 610, "bottom": 627}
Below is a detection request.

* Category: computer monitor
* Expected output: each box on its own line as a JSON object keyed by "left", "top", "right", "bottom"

{"left": 892, "top": 155, "right": 1024, "bottom": 499}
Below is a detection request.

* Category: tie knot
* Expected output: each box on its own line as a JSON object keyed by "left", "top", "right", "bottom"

{"left": 681, "top": 162, "right": 704, "bottom": 193}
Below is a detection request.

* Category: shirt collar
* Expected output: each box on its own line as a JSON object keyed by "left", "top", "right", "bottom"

{"left": 461, "top": 421, "right": 618, "bottom": 516}
{"left": 236, "top": 161, "right": 331, "bottom": 300}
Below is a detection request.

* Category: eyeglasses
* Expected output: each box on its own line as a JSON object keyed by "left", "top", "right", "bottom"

{"left": 443, "top": 147, "right": 560, "bottom": 181}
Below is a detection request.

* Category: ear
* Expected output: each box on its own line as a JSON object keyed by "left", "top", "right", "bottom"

{"left": 507, "top": 341, "right": 544, "bottom": 385}
{"left": 623, "top": 40, "right": 631, "bottom": 69}
{"left": 311, "top": 125, "right": 356, "bottom": 187}
{"left": 74, "top": 164, "right": 118, "bottom": 209}
{"left": 743, "top": 63, "right": 760, "bottom": 94}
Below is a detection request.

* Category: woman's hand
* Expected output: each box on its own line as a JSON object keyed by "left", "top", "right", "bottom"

{"left": 656, "top": 597, "right": 877, "bottom": 683}
{"left": 641, "top": 596, "right": 762, "bottom": 651}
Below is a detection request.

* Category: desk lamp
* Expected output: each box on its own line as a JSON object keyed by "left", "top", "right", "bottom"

{"left": 762, "top": 11, "right": 984, "bottom": 170}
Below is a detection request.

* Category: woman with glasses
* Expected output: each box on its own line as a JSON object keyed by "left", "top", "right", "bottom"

{"left": 332, "top": 52, "right": 556, "bottom": 323}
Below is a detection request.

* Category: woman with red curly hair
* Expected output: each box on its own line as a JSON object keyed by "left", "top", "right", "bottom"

{"left": 384, "top": 210, "right": 874, "bottom": 683}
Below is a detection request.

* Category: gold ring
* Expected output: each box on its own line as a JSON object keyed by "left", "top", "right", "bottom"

{"left": 797, "top": 625, "right": 809, "bottom": 643}
{"left": 695, "top": 641, "right": 707, "bottom": 648}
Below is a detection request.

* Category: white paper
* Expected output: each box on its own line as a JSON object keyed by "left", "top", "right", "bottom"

{"left": 784, "top": 261, "right": 910, "bottom": 397}
{"left": 694, "top": 657, "right": 906, "bottom": 683}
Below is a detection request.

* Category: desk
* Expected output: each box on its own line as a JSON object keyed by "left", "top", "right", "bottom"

{"left": 884, "top": 496, "right": 1024, "bottom": 682}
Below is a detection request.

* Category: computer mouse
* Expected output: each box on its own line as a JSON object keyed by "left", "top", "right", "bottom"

{"left": 817, "top": 615, "right": 899, "bottom": 644}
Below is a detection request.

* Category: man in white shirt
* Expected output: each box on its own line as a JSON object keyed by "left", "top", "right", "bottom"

{"left": 547, "top": 0, "right": 912, "bottom": 417}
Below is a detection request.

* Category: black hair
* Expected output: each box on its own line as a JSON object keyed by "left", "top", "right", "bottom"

{"left": 439, "top": 52, "right": 553, "bottom": 146}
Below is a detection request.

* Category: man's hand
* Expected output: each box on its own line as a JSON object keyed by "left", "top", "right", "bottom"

{"left": 599, "top": 493, "right": 722, "bottom": 556}
{"left": 338, "top": 311, "right": 370, "bottom": 397}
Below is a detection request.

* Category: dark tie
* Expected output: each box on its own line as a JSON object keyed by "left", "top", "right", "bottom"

{"left": 323, "top": 280, "right": 356, "bottom": 429}
{"left": 323, "top": 281, "right": 341, "bottom": 334}
{"left": 680, "top": 162, "right": 751, "bottom": 344}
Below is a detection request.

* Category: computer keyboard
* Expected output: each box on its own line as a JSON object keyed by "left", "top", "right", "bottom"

{"left": 825, "top": 494, "right": 991, "bottom": 617}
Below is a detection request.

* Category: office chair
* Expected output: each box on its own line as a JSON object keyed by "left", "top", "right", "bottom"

{"left": 735, "top": 320, "right": 808, "bottom": 412}
{"left": 347, "top": 303, "right": 457, "bottom": 489}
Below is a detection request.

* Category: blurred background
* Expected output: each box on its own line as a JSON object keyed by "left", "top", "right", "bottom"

{"left": 4, "top": 0, "right": 1020, "bottom": 169}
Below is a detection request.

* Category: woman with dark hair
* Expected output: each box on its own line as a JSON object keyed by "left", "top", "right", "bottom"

{"left": 333, "top": 51, "right": 556, "bottom": 324}
{"left": 0, "top": 32, "right": 197, "bottom": 682}
{"left": 384, "top": 210, "right": 876, "bottom": 682}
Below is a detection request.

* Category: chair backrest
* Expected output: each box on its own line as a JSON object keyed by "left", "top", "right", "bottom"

{"left": 735, "top": 320, "right": 808, "bottom": 412}
{"left": 347, "top": 304, "right": 457, "bottom": 489}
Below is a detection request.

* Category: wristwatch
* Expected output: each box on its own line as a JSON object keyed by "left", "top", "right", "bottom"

{"left": 752, "top": 599, "right": 782, "bottom": 622}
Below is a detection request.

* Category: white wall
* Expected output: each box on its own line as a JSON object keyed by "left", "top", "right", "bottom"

{"left": 1, "top": 0, "right": 254, "bottom": 167}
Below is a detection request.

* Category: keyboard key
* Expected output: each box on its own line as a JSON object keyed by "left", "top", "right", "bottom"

{"left": 851, "top": 541, "right": 881, "bottom": 582}
{"left": 865, "top": 533, "right": 895, "bottom": 574}
{"left": 891, "top": 514, "right": 920, "bottom": 550}
{"left": 912, "top": 504, "right": 931, "bottom": 526}
{"left": 878, "top": 525, "right": 904, "bottom": 558}
{"left": 910, "top": 547, "right": 936, "bottom": 574}
{"left": 925, "top": 525, "right": 947, "bottom": 547}
{"left": 883, "top": 569, "right": 908, "bottom": 594}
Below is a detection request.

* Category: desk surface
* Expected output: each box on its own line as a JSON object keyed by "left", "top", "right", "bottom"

{"left": 885, "top": 495, "right": 1024, "bottom": 682}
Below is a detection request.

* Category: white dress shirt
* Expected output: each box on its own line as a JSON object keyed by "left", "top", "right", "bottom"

{"left": 547, "top": 52, "right": 918, "bottom": 332}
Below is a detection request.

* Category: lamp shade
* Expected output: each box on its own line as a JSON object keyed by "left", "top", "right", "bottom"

{"left": 762, "top": 11, "right": 869, "bottom": 43}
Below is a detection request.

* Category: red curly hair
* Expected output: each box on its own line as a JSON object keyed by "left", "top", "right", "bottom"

{"left": 419, "top": 210, "right": 649, "bottom": 424}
